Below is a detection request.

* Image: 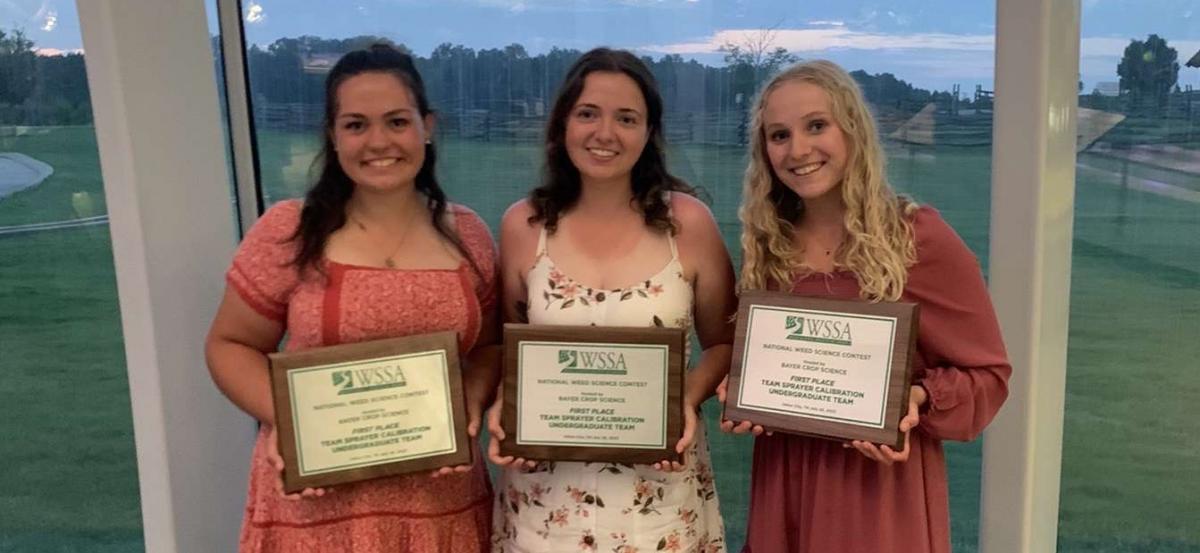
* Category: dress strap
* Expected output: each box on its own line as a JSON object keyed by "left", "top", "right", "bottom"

{"left": 664, "top": 191, "right": 680, "bottom": 262}
{"left": 535, "top": 224, "right": 549, "bottom": 256}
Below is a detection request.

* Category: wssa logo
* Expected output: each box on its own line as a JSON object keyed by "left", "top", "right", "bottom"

{"left": 558, "top": 349, "right": 628, "bottom": 375}
{"left": 785, "top": 315, "right": 853, "bottom": 346}
{"left": 331, "top": 365, "right": 408, "bottom": 395}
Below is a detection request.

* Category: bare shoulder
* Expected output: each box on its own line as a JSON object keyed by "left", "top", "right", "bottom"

{"left": 501, "top": 198, "right": 536, "bottom": 225}
{"left": 669, "top": 192, "right": 720, "bottom": 241}
{"left": 500, "top": 199, "right": 539, "bottom": 239}
{"left": 499, "top": 198, "right": 542, "bottom": 264}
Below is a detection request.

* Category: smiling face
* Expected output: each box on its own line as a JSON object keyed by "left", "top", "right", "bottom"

{"left": 331, "top": 71, "right": 434, "bottom": 193}
{"left": 563, "top": 71, "right": 650, "bottom": 189}
{"left": 761, "top": 80, "right": 849, "bottom": 205}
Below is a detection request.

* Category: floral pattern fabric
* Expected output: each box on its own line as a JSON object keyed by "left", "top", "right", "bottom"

{"left": 492, "top": 223, "right": 725, "bottom": 553}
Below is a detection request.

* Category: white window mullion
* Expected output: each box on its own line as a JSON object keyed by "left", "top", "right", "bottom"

{"left": 981, "top": 0, "right": 1080, "bottom": 551}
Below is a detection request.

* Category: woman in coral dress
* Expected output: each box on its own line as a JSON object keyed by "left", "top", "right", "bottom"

{"left": 205, "top": 45, "right": 497, "bottom": 552}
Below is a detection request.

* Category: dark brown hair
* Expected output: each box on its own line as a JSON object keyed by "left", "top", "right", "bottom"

{"left": 289, "top": 44, "right": 478, "bottom": 277}
{"left": 528, "top": 47, "right": 695, "bottom": 234}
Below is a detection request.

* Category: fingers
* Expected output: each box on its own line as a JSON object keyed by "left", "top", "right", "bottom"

{"left": 267, "top": 450, "right": 285, "bottom": 472}
{"left": 715, "top": 375, "right": 729, "bottom": 403}
{"left": 879, "top": 443, "right": 910, "bottom": 463}
{"left": 485, "top": 436, "right": 539, "bottom": 470}
{"left": 651, "top": 457, "right": 687, "bottom": 473}
{"left": 267, "top": 425, "right": 316, "bottom": 500}
{"left": 675, "top": 409, "right": 697, "bottom": 453}
{"left": 274, "top": 476, "right": 327, "bottom": 501}
{"left": 848, "top": 440, "right": 889, "bottom": 464}
{"left": 730, "top": 420, "right": 754, "bottom": 434}
{"left": 486, "top": 404, "right": 506, "bottom": 441}
{"left": 300, "top": 487, "right": 327, "bottom": 499}
{"left": 487, "top": 435, "right": 514, "bottom": 466}
{"left": 721, "top": 419, "right": 770, "bottom": 436}
{"left": 431, "top": 464, "right": 474, "bottom": 478}
{"left": 899, "top": 400, "right": 920, "bottom": 433}
{"left": 847, "top": 437, "right": 910, "bottom": 465}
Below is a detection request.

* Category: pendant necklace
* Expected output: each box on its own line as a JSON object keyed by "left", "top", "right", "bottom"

{"left": 349, "top": 208, "right": 420, "bottom": 269}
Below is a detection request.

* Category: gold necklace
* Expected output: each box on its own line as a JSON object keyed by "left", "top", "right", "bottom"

{"left": 349, "top": 209, "right": 421, "bottom": 269}
{"left": 802, "top": 230, "right": 845, "bottom": 257}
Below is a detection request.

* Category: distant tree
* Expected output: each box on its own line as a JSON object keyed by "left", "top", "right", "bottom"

{"left": 848, "top": 69, "right": 936, "bottom": 113}
{"left": 34, "top": 53, "right": 91, "bottom": 123}
{"left": 0, "top": 28, "right": 37, "bottom": 105}
{"left": 718, "top": 27, "right": 798, "bottom": 104}
{"left": 1117, "top": 34, "right": 1179, "bottom": 108}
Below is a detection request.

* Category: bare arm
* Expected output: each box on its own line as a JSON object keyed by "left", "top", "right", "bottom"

{"left": 487, "top": 200, "right": 540, "bottom": 467}
{"left": 204, "top": 286, "right": 286, "bottom": 424}
{"left": 499, "top": 200, "right": 538, "bottom": 326}
{"left": 463, "top": 300, "right": 502, "bottom": 436}
{"left": 674, "top": 194, "right": 737, "bottom": 411}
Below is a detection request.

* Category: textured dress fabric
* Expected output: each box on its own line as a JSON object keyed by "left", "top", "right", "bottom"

{"left": 226, "top": 199, "right": 497, "bottom": 553}
{"left": 491, "top": 219, "right": 726, "bottom": 553}
{"left": 740, "top": 206, "right": 1011, "bottom": 553}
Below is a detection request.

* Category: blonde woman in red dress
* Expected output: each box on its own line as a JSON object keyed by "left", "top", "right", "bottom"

{"left": 205, "top": 45, "right": 497, "bottom": 552}
{"left": 720, "top": 60, "right": 1012, "bottom": 553}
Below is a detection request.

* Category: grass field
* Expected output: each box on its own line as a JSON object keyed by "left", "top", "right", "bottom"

{"left": 1, "top": 126, "right": 1197, "bottom": 551}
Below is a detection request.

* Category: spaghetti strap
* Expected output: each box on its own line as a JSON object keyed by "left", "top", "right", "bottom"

{"left": 664, "top": 191, "right": 680, "bottom": 261}
{"left": 535, "top": 224, "right": 549, "bottom": 256}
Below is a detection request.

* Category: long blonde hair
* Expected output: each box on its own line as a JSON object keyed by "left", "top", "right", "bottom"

{"left": 738, "top": 60, "right": 916, "bottom": 301}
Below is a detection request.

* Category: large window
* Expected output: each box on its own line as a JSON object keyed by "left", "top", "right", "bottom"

{"left": 0, "top": 3, "right": 141, "bottom": 551}
{"left": 1059, "top": 4, "right": 1200, "bottom": 551}
{"left": 236, "top": 1, "right": 996, "bottom": 548}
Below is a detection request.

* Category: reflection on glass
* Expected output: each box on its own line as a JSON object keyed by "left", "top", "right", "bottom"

{"left": 0, "top": 4, "right": 142, "bottom": 552}
{"left": 237, "top": 3, "right": 997, "bottom": 549}
{"left": 1062, "top": 5, "right": 1200, "bottom": 550}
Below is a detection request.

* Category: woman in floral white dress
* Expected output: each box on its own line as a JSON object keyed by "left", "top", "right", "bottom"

{"left": 487, "top": 48, "right": 736, "bottom": 552}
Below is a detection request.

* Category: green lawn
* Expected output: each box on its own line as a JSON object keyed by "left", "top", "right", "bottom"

{"left": 1, "top": 127, "right": 1197, "bottom": 551}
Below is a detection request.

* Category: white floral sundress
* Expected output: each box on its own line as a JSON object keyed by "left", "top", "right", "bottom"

{"left": 492, "top": 213, "right": 726, "bottom": 553}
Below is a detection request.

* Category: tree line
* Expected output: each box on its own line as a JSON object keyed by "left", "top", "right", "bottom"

{"left": 0, "top": 29, "right": 90, "bottom": 125}
{"left": 243, "top": 35, "right": 958, "bottom": 119}
{"left": 0, "top": 30, "right": 1189, "bottom": 128}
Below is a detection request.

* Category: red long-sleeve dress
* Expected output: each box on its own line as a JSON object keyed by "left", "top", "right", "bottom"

{"left": 741, "top": 206, "right": 1011, "bottom": 553}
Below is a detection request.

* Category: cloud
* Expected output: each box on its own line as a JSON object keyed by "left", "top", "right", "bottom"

{"left": 35, "top": 47, "right": 83, "bottom": 56}
{"left": 807, "top": 20, "right": 845, "bottom": 27}
{"left": 643, "top": 28, "right": 994, "bottom": 55}
{"left": 464, "top": 0, "right": 686, "bottom": 10}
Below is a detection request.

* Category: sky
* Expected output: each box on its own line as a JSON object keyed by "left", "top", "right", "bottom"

{"left": 5, "top": 0, "right": 1200, "bottom": 94}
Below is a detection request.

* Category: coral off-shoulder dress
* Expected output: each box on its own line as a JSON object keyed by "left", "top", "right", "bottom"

{"left": 226, "top": 199, "right": 496, "bottom": 553}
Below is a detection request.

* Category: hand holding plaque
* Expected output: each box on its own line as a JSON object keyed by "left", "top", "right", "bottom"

{"left": 723, "top": 290, "right": 919, "bottom": 450}
{"left": 268, "top": 331, "right": 471, "bottom": 494}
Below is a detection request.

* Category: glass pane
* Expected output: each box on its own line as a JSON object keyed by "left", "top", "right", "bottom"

{"left": 240, "top": 2, "right": 995, "bottom": 549}
{"left": 1062, "top": 3, "right": 1200, "bottom": 551}
{"left": 0, "top": 2, "right": 141, "bottom": 551}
